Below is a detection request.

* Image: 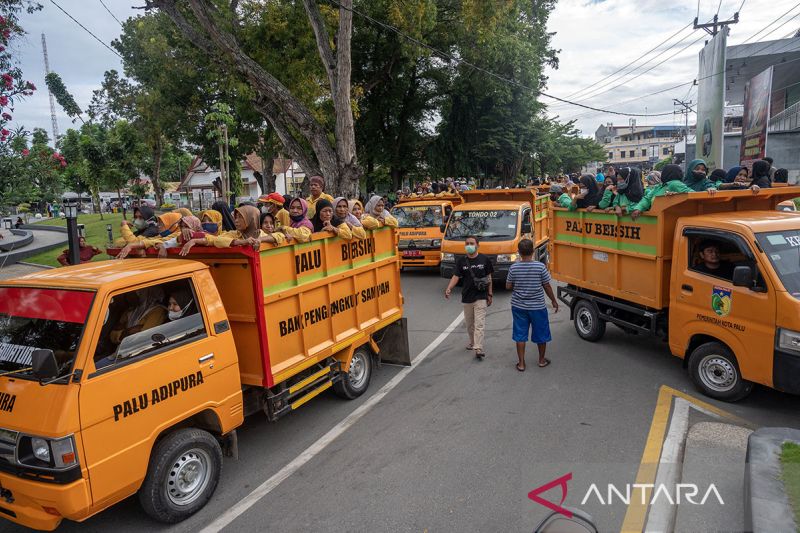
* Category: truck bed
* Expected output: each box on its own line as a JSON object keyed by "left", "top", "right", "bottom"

{"left": 549, "top": 187, "right": 800, "bottom": 309}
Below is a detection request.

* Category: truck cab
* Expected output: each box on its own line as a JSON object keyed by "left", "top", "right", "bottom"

{"left": 440, "top": 189, "right": 549, "bottom": 283}
{"left": 391, "top": 196, "right": 460, "bottom": 269}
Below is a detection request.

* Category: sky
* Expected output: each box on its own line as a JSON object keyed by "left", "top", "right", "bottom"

{"left": 8, "top": 0, "right": 800, "bottom": 143}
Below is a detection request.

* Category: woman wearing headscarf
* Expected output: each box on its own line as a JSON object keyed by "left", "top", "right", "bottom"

{"left": 199, "top": 209, "right": 223, "bottom": 235}
{"left": 109, "top": 286, "right": 167, "bottom": 346}
{"left": 173, "top": 207, "right": 193, "bottom": 218}
{"left": 597, "top": 169, "right": 623, "bottom": 210}
{"left": 716, "top": 166, "right": 748, "bottom": 190}
{"left": 280, "top": 198, "right": 314, "bottom": 243}
{"left": 630, "top": 164, "right": 697, "bottom": 218}
{"left": 211, "top": 201, "right": 236, "bottom": 232}
{"left": 349, "top": 199, "right": 364, "bottom": 220}
{"left": 569, "top": 174, "right": 602, "bottom": 210}
{"left": 311, "top": 198, "right": 353, "bottom": 239}
{"left": 181, "top": 205, "right": 266, "bottom": 254}
{"left": 306, "top": 175, "right": 335, "bottom": 219}
{"left": 709, "top": 168, "right": 728, "bottom": 185}
{"left": 602, "top": 167, "right": 644, "bottom": 214}
{"left": 683, "top": 159, "right": 716, "bottom": 191}
{"left": 749, "top": 159, "right": 772, "bottom": 190}
{"left": 115, "top": 205, "right": 161, "bottom": 246}
{"left": 117, "top": 215, "right": 206, "bottom": 259}
{"left": 334, "top": 197, "right": 367, "bottom": 239}
{"left": 645, "top": 171, "right": 661, "bottom": 189}
{"left": 258, "top": 212, "right": 288, "bottom": 245}
{"left": 361, "top": 195, "right": 399, "bottom": 229}
{"left": 167, "top": 289, "right": 197, "bottom": 321}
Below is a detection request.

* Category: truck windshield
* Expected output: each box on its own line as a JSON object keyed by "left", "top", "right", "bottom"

{"left": 0, "top": 287, "right": 93, "bottom": 379}
{"left": 392, "top": 205, "right": 443, "bottom": 228}
{"left": 756, "top": 230, "right": 800, "bottom": 298}
{"left": 445, "top": 210, "right": 518, "bottom": 241}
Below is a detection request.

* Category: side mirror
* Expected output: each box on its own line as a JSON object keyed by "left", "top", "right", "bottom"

{"left": 732, "top": 265, "right": 753, "bottom": 288}
{"left": 31, "top": 349, "right": 59, "bottom": 380}
{"left": 439, "top": 224, "right": 446, "bottom": 233}
{"left": 521, "top": 221, "right": 532, "bottom": 234}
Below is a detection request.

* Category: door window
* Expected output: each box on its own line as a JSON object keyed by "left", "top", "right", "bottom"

{"left": 686, "top": 233, "right": 765, "bottom": 288}
{"left": 92, "top": 278, "right": 206, "bottom": 373}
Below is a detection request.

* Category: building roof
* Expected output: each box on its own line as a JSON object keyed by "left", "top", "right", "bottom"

{"left": 725, "top": 36, "right": 800, "bottom": 105}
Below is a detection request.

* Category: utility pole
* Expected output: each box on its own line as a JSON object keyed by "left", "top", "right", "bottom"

{"left": 41, "top": 34, "right": 59, "bottom": 143}
{"left": 694, "top": 12, "right": 739, "bottom": 36}
{"left": 673, "top": 98, "right": 693, "bottom": 159}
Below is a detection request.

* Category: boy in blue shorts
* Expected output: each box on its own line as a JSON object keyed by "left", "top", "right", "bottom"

{"left": 505, "top": 238, "right": 559, "bottom": 371}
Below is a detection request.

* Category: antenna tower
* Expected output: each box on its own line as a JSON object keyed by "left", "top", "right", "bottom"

{"left": 41, "top": 33, "right": 59, "bottom": 143}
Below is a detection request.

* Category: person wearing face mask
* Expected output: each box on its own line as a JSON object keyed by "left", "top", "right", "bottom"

{"left": 361, "top": 195, "right": 399, "bottom": 229}
{"left": 443, "top": 235, "right": 493, "bottom": 359}
{"left": 258, "top": 212, "right": 288, "bottom": 245}
{"left": 306, "top": 175, "right": 335, "bottom": 219}
{"left": 259, "top": 192, "right": 291, "bottom": 228}
{"left": 334, "top": 197, "right": 367, "bottom": 239}
{"left": 570, "top": 174, "right": 602, "bottom": 210}
{"left": 180, "top": 205, "right": 266, "bottom": 254}
{"left": 549, "top": 184, "right": 573, "bottom": 208}
{"left": 683, "top": 159, "right": 717, "bottom": 191}
{"left": 167, "top": 290, "right": 197, "bottom": 321}
{"left": 199, "top": 210, "right": 223, "bottom": 235}
{"left": 599, "top": 167, "right": 644, "bottom": 214}
{"left": 280, "top": 198, "right": 314, "bottom": 243}
{"left": 630, "top": 164, "right": 704, "bottom": 219}
{"left": 117, "top": 215, "right": 206, "bottom": 259}
{"left": 116, "top": 205, "right": 160, "bottom": 246}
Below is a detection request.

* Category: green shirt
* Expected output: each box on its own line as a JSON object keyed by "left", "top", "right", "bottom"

{"left": 598, "top": 188, "right": 635, "bottom": 210}
{"left": 631, "top": 180, "right": 693, "bottom": 212}
{"left": 555, "top": 193, "right": 573, "bottom": 209}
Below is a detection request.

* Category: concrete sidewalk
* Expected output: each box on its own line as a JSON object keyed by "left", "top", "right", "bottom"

{"left": 0, "top": 261, "right": 51, "bottom": 280}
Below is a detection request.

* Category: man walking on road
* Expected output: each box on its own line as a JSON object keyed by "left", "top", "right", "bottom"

{"left": 506, "top": 238, "right": 558, "bottom": 371}
{"left": 444, "top": 236, "right": 493, "bottom": 359}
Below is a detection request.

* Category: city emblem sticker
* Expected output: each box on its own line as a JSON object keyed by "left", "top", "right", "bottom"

{"left": 711, "top": 286, "right": 732, "bottom": 317}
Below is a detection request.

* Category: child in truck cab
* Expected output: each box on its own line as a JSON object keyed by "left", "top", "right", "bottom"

{"left": 180, "top": 205, "right": 266, "bottom": 254}
{"left": 362, "top": 195, "right": 398, "bottom": 229}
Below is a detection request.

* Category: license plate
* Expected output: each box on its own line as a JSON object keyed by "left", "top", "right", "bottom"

{"left": 403, "top": 250, "right": 422, "bottom": 257}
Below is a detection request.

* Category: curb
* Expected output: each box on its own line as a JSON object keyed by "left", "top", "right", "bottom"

{"left": 745, "top": 427, "right": 800, "bottom": 533}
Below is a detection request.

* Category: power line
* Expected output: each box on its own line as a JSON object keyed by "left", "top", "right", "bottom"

{"left": 326, "top": 0, "right": 675, "bottom": 117}
{"left": 98, "top": 0, "right": 123, "bottom": 27}
{"left": 49, "top": 0, "right": 122, "bottom": 58}
{"left": 740, "top": 0, "right": 800, "bottom": 43}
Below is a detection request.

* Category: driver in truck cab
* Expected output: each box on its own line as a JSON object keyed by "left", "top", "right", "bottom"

{"left": 694, "top": 240, "right": 735, "bottom": 279}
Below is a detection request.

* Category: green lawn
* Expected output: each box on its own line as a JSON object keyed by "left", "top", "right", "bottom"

{"left": 24, "top": 213, "right": 126, "bottom": 267}
{"left": 782, "top": 441, "right": 800, "bottom": 526}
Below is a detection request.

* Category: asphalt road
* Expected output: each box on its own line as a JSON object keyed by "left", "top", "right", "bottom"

{"left": 2, "top": 269, "right": 800, "bottom": 532}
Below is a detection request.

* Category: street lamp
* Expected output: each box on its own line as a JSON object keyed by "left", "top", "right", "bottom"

{"left": 62, "top": 192, "right": 80, "bottom": 266}
{"left": 77, "top": 223, "right": 86, "bottom": 238}
{"left": 3, "top": 219, "right": 10, "bottom": 231}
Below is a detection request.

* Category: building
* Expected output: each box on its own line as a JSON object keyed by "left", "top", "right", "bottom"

{"left": 178, "top": 154, "right": 267, "bottom": 210}
{"left": 598, "top": 123, "right": 692, "bottom": 169}
{"left": 720, "top": 36, "right": 800, "bottom": 177}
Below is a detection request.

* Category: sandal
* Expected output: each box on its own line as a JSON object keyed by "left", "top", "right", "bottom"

{"left": 538, "top": 358, "right": 551, "bottom": 368}
{"left": 466, "top": 344, "right": 474, "bottom": 350}
{"left": 515, "top": 363, "right": 525, "bottom": 372}
{"left": 475, "top": 351, "right": 485, "bottom": 359}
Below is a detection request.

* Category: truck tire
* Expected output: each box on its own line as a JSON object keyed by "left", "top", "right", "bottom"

{"left": 139, "top": 428, "right": 222, "bottom": 523}
{"left": 688, "top": 342, "right": 753, "bottom": 401}
{"left": 334, "top": 347, "right": 373, "bottom": 399}
{"left": 573, "top": 300, "right": 606, "bottom": 342}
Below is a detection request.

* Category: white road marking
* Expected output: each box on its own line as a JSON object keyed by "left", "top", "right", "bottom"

{"left": 201, "top": 312, "right": 465, "bottom": 533}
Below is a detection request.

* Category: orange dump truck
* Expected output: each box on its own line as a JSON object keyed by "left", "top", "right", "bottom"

{"left": 440, "top": 189, "right": 550, "bottom": 283}
{"left": 391, "top": 195, "right": 461, "bottom": 269}
{"left": 0, "top": 227, "right": 408, "bottom": 529}
{"left": 551, "top": 187, "right": 800, "bottom": 401}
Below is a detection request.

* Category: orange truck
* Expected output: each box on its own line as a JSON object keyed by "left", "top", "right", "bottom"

{"left": 551, "top": 187, "right": 800, "bottom": 401}
{"left": 0, "top": 227, "right": 408, "bottom": 530}
{"left": 440, "top": 189, "right": 550, "bottom": 283}
{"left": 390, "top": 195, "right": 461, "bottom": 269}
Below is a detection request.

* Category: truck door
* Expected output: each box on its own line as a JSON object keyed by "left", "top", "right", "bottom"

{"left": 78, "top": 276, "right": 226, "bottom": 508}
{"left": 670, "top": 229, "right": 776, "bottom": 387}
{"left": 521, "top": 207, "right": 532, "bottom": 238}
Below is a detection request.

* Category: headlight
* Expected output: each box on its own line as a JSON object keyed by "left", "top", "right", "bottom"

{"left": 778, "top": 328, "right": 800, "bottom": 354}
{"left": 442, "top": 252, "right": 455, "bottom": 262}
{"left": 496, "top": 253, "right": 519, "bottom": 263}
{"left": 18, "top": 435, "right": 78, "bottom": 469}
{"left": 431, "top": 239, "right": 442, "bottom": 247}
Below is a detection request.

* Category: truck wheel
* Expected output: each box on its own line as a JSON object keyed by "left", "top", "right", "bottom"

{"left": 334, "top": 347, "right": 373, "bottom": 399}
{"left": 573, "top": 300, "right": 606, "bottom": 342}
{"left": 688, "top": 342, "right": 753, "bottom": 401}
{"left": 139, "top": 428, "right": 222, "bottom": 523}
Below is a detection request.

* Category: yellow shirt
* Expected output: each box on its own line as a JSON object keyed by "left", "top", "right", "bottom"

{"left": 275, "top": 208, "right": 291, "bottom": 228}
{"left": 205, "top": 230, "right": 268, "bottom": 248}
{"left": 350, "top": 225, "right": 367, "bottom": 240}
{"left": 282, "top": 226, "right": 312, "bottom": 243}
{"left": 261, "top": 231, "right": 287, "bottom": 245}
{"left": 361, "top": 214, "right": 398, "bottom": 229}
{"left": 306, "top": 192, "right": 335, "bottom": 219}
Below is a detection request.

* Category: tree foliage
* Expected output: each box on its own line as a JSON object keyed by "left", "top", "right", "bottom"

{"left": 45, "top": 72, "right": 83, "bottom": 123}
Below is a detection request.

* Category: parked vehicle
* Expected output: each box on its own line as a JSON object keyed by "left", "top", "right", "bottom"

{"left": 391, "top": 196, "right": 461, "bottom": 269}
{"left": 0, "top": 227, "right": 408, "bottom": 529}
{"left": 440, "top": 189, "right": 550, "bottom": 283}
{"left": 551, "top": 187, "right": 800, "bottom": 401}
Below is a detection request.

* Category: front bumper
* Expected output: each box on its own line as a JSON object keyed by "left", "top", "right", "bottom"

{"left": 0, "top": 471, "right": 90, "bottom": 530}
{"left": 773, "top": 349, "right": 800, "bottom": 395}
{"left": 400, "top": 249, "right": 441, "bottom": 268}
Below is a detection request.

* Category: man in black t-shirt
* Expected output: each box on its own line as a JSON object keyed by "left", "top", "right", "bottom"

{"left": 694, "top": 241, "right": 735, "bottom": 279}
{"left": 444, "top": 236, "right": 494, "bottom": 359}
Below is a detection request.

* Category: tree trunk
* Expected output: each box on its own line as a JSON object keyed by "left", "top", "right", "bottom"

{"left": 152, "top": 138, "right": 164, "bottom": 207}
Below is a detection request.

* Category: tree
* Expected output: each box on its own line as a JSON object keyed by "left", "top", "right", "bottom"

{"left": 148, "top": 0, "right": 363, "bottom": 196}
{"left": 45, "top": 72, "right": 84, "bottom": 123}
{"left": 0, "top": 1, "right": 40, "bottom": 143}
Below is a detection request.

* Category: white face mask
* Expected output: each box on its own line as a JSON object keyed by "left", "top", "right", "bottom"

{"left": 168, "top": 302, "right": 192, "bottom": 321}
{"left": 580, "top": 188, "right": 588, "bottom": 195}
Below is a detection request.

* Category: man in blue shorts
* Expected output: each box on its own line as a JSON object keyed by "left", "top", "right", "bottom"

{"left": 505, "top": 238, "right": 559, "bottom": 371}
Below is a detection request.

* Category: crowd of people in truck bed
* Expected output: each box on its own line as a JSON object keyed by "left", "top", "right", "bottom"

{"left": 114, "top": 175, "right": 398, "bottom": 259}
